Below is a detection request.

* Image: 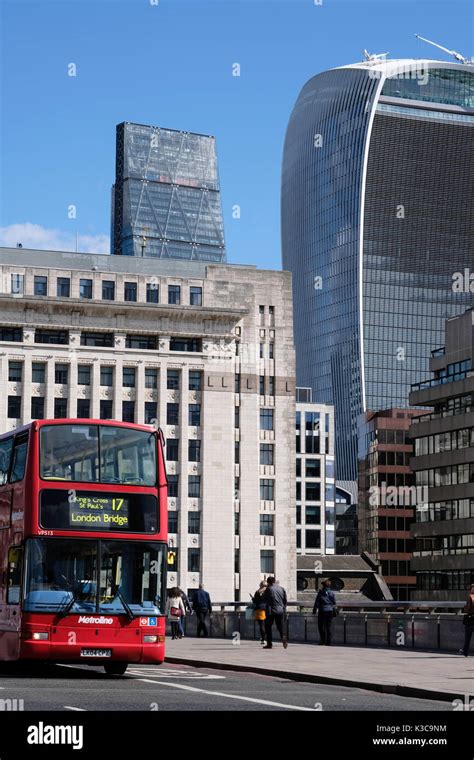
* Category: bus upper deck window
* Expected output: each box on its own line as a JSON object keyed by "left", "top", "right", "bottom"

{"left": 0, "top": 438, "right": 13, "bottom": 485}
{"left": 10, "top": 434, "right": 29, "bottom": 483}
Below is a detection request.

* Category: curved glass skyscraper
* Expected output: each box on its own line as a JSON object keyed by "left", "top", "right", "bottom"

{"left": 281, "top": 59, "right": 474, "bottom": 480}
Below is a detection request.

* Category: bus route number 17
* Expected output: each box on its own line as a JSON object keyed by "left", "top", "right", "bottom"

{"left": 111, "top": 498, "right": 124, "bottom": 511}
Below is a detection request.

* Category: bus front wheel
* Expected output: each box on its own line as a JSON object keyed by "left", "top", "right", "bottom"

{"left": 104, "top": 662, "right": 128, "bottom": 676}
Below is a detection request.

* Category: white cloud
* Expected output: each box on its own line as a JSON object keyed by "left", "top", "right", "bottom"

{"left": 0, "top": 223, "right": 110, "bottom": 254}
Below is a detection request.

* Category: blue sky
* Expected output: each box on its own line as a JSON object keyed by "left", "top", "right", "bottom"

{"left": 0, "top": 0, "right": 472, "bottom": 268}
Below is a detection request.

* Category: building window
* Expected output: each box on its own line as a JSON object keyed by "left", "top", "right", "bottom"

{"left": 259, "top": 376, "right": 265, "bottom": 395}
{"left": 102, "top": 280, "right": 115, "bottom": 300}
{"left": 166, "top": 438, "right": 179, "bottom": 461}
{"left": 100, "top": 400, "right": 112, "bottom": 420}
{"left": 7, "top": 396, "right": 21, "bottom": 419}
{"left": 269, "top": 377, "right": 275, "bottom": 396}
{"left": 124, "top": 282, "right": 137, "bottom": 302}
{"left": 235, "top": 374, "right": 240, "bottom": 393}
{"left": 146, "top": 283, "right": 159, "bottom": 303}
{"left": 260, "top": 479, "right": 274, "bottom": 501}
{"left": 123, "top": 367, "right": 136, "bottom": 388}
{"left": 189, "top": 404, "right": 201, "bottom": 427}
{"left": 326, "top": 484, "right": 335, "bottom": 502}
{"left": 8, "top": 362, "right": 22, "bottom": 382}
{"left": 260, "top": 550, "right": 274, "bottom": 574}
{"left": 234, "top": 477, "right": 240, "bottom": 500}
{"left": 306, "top": 530, "right": 321, "bottom": 549}
{"left": 122, "top": 401, "right": 135, "bottom": 423}
{"left": 32, "top": 363, "right": 46, "bottom": 383}
{"left": 188, "top": 439, "right": 201, "bottom": 462}
{"left": 77, "top": 365, "right": 91, "bottom": 386}
{"left": 188, "top": 548, "right": 200, "bottom": 573}
{"left": 234, "top": 407, "right": 240, "bottom": 428}
{"left": 167, "top": 403, "right": 179, "bottom": 425}
{"left": 306, "top": 459, "right": 321, "bottom": 478}
{"left": 234, "top": 441, "right": 240, "bottom": 464}
{"left": 57, "top": 277, "right": 70, "bottom": 297}
{"left": 306, "top": 506, "right": 321, "bottom": 524}
{"left": 260, "top": 409, "right": 274, "bottom": 430}
{"left": 259, "top": 343, "right": 264, "bottom": 359}
{"left": 234, "top": 512, "right": 240, "bottom": 535}
{"left": 11, "top": 274, "right": 24, "bottom": 296}
{"left": 54, "top": 364, "right": 68, "bottom": 385}
{"left": 269, "top": 305, "right": 275, "bottom": 325}
{"left": 296, "top": 505, "right": 301, "bottom": 523}
{"left": 79, "top": 279, "right": 93, "bottom": 299}
{"left": 188, "top": 512, "right": 201, "bottom": 534}
{"left": 188, "top": 475, "right": 201, "bottom": 498}
{"left": 31, "top": 397, "right": 45, "bottom": 420}
{"left": 296, "top": 529, "right": 301, "bottom": 549}
{"left": 306, "top": 483, "right": 321, "bottom": 502}
{"left": 260, "top": 444, "right": 274, "bottom": 466}
{"left": 188, "top": 371, "right": 202, "bottom": 391}
{"left": 169, "top": 338, "right": 201, "bottom": 352}
{"left": 80, "top": 332, "right": 113, "bottom": 347}
{"left": 189, "top": 286, "right": 202, "bottom": 306}
{"left": 0, "top": 327, "right": 23, "bottom": 342}
{"left": 100, "top": 366, "right": 114, "bottom": 386}
{"left": 167, "top": 369, "right": 180, "bottom": 390}
{"left": 296, "top": 458, "right": 301, "bottom": 477}
{"left": 296, "top": 482, "right": 301, "bottom": 500}
{"left": 269, "top": 343, "right": 274, "bottom": 359}
{"left": 35, "top": 329, "right": 69, "bottom": 345}
{"left": 168, "top": 285, "right": 181, "bottom": 305}
{"left": 260, "top": 514, "right": 274, "bottom": 536}
{"left": 168, "top": 512, "right": 178, "bottom": 534}
{"left": 144, "top": 402, "right": 157, "bottom": 424}
{"left": 34, "top": 276, "right": 48, "bottom": 296}
{"left": 125, "top": 335, "right": 157, "bottom": 350}
{"left": 145, "top": 368, "right": 158, "bottom": 389}
{"left": 77, "top": 399, "right": 90, "bottom": 418}
{"left": 326, "top": 460, "right": 335, "bottom": 479}
{"left": 167, "top": 474, "right": 178, "bottom": 498}
{"left": 54, "top": 398, "right": 67, "bottom": 418}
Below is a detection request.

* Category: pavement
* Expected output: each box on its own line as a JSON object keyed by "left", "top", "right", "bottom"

{"left": 165, "top": 637, "right": 474, "bottom": 703}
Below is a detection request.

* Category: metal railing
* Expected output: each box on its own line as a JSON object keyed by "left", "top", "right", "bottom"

{"left": 212, "top": 600, "right": 465, "bottom": 615}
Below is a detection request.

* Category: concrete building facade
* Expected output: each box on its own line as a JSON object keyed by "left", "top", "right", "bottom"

{"left": 0, "top": 247, "right": 296, "bottom": 602}
{"left": 409, "top": 309, "right": 474, "bottom": 601}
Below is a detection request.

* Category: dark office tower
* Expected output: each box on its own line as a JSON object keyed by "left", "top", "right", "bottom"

{"left": 282, "top": 60, "right": 474, "bottom": 482}
{"left": 112, "top": 122, "right": 226, "bottom": 261}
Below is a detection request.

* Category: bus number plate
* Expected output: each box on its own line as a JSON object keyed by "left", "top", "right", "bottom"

{"left": 80, "top": 649, "right": 112, "bottom": 658}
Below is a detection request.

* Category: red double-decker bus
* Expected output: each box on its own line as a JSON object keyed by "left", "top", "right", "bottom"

{"left": 0, "top": 419, "right": 168, "bottom": 675}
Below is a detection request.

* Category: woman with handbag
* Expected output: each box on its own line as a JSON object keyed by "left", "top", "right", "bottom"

{"left": 166, "top": 587, "right": 185, "bottom": 640}
{"left": 461, "top": 583, "right": 474, "bottom": 657}
{"left": 252, "top": 581, "right": 267, "bottom": 644}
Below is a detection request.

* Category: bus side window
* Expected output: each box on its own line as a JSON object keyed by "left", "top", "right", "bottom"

{"left": 0, "top": 438, "right": 13, "bottom": 485}
{"left": 7, "top": 547, "right": 22, "bottom": 604}
{"left": 10, "top": 434, "right": 29, "bottom": 484}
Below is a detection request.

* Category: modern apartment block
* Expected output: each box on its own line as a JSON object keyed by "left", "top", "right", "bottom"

{"left": 409, "top": 309, "right": 474, "bottom": 601}
{"left": 112, "top": 122, "right": 226, "bottom": 262}
{"left": 282, "top": 59, "right": 474, "bottom": 481}
{"left": 295, "top": 388, "right": 335, "bottom": 555}
{"left": 0, "top": 247, "right": 296, "bottom": 601}
{"left": 358, "top": 408, "right": 424, "bottom": 600}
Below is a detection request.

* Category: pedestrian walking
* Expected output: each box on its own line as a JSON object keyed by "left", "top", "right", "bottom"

{"left": 165, "top": 587, "right": 185, "bottom": 640}
{"left": 252, "top": 581, "right": 267, "bottom": 644}
{"left": 176, "top": 587, "right": 192, "bottom": 639}
{"left": 313, "top": 579, "right": 337, "bottom": 646}
{"left": 262, "top": 577, "right": 288, "bottom": 650}
{"left": 192, "top": 583, "right": 213, "bottom": 638}
{"left": 460, "top": 583, "right": 474, "bottom": 657}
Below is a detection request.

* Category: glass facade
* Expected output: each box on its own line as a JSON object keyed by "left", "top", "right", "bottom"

{"left": 112, "top": 122, "right": 226, "bottom": 261}
{"left": 282, "top": 62, "right": 474, "bottom": 480}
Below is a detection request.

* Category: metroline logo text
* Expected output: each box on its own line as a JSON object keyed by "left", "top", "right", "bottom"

{"left": 77, "top": 616, "right": 114, "bottom": 625}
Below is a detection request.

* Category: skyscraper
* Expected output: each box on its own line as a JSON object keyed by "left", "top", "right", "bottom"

{"left": 112, "top": 122, "right": 226, "bottom": 261}
{"left": 281, "top": 59, "right": 474, "bottom": 481}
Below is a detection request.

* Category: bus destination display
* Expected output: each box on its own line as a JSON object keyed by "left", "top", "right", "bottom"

{"left": 39, "top": 489, "right": 158, "bottom": 533}
{"left": 69, "top": 493, "right": 129, "bottom": 528}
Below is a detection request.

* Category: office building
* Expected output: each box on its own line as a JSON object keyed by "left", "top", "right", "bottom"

{"left": 282, "top": 59, "right": 474, "bottom": 481}
{"left": 409, "top": 309, "right": 474, "bottom": 601}
{"left": 0, "top": 247, "right": 296, "bottom": 601}
{"left": 112, "top": 122, "right": 226, "bottom": 262}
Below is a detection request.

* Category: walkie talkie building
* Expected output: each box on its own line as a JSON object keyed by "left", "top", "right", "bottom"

{"left": 112, "top": 122, "right": 226, "bottom": 262}
{"left": 281, "top": 60, "right": 474, "bottom": 481}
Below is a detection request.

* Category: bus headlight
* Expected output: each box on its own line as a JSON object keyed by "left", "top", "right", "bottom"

{"left": 143, "top": 635, "right": 158, "bottom": 643}
{"left": 31, "top": 632, "right": 49, "bottom": 641}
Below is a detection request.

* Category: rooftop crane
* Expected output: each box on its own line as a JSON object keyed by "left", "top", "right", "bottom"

{"left": 415, "top": 34, "right": 472, "bottom": 65}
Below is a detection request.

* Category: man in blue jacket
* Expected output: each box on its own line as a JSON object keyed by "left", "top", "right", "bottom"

{"left": 313, "top": 579, "right": 336, "bottom": 645}
{"left": 193, "top": 584, "right": 212, "bottom": 637}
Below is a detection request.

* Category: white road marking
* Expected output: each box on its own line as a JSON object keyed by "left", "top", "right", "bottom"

{"left": 136, "top": 679, "right": 319, "bottom": 711}
{"left": 64, "top": 706, "right": 87, "bottom": 711}
{"left": 127, "top": 668, "right": 225, "bottom": 680}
